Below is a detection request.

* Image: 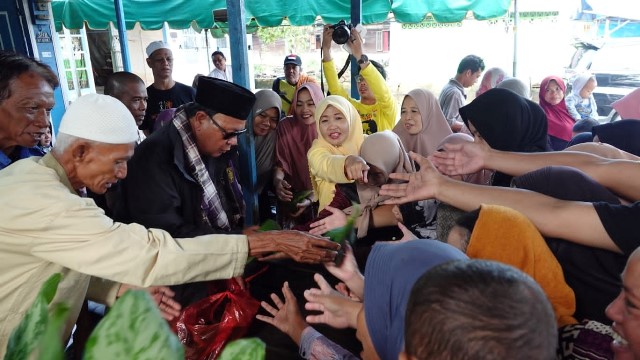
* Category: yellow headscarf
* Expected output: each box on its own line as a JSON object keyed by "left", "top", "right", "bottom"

{"left": 308, "top": 96, "right": 366, "bottom": 211}
{"left": 467, "top": 204, "right": 577, "bottom": 327}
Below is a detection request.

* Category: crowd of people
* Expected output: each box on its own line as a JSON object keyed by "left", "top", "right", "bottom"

{"left": 1, "top": 24, "right": 639, "bottom": 360}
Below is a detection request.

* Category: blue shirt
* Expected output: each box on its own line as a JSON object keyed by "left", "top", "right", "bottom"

{"left": 0, "top": 146, "right": 45, "bottom": 170}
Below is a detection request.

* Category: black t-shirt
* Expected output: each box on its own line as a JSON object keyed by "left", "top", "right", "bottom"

{"left": 140, "top": 82, "right": 195, "bottom": 132}
{"left": 594, "top": 201, "right": 640, "bottom": 256}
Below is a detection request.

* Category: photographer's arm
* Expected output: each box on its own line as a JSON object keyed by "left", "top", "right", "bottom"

{"left": 321, "top": 25, "right": 350, "bottom": 99}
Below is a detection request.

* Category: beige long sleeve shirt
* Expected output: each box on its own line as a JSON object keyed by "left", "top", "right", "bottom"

{"left": 0, "top": 154, "right": 247, "bottom": 354}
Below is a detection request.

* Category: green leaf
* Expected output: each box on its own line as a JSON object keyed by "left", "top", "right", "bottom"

{"left": 83, "top": 290, "right": 184, "bottom": 360}
{"left": 323, "top": 204, "right": 361, "bottom": 246}
{"left": 258, "top": 219, "right": 281, "bottom": 232}
{"left": 4, "top": 273, "right": 62, "bottom": 360}
{"left": 219, "top": 338, "right": 265, "bottom": 360}
{"left": 287, "top": 190, "right": 313, "bottom": 212}
{"left": 34, "top": 302, "right": 70, "bottom": 360}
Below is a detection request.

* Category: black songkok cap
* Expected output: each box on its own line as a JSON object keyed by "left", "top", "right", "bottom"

{"left": 195, "top": 76, "right": 256, "bottom": 120}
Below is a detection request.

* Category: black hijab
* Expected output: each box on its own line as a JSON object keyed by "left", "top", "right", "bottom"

{"left": 459, "top": 88, "right": 551, "bottom": 186}
{"left": 592, "top": 119, "right": 640, "bottom": 156}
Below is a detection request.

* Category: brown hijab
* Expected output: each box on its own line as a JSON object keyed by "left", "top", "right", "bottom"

{"left": 393, "top": 88, "right": 452, "bottom": 157}
{"left": 352, "top": 131, "right": 415, "bottom": 238}
{"left": 275, "top": 83, "right": 324, "bottom": 193}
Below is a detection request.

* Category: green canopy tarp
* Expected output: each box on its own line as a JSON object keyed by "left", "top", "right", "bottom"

{"left": 52, "top": 0, "right": 512, "bottom": 32}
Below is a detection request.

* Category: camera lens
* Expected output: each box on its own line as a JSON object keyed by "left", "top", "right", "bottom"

{"left": 332, "top": 24, "right": 351, "bottom": 45}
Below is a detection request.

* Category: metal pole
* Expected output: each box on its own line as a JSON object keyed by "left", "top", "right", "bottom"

{"left": 350, "top": 0, "right": 362, "bottom": 99}
{"left": 512, "top": 0, "right": 519, "bottom": 77}
{"left": 227, "top": 0, "right": 258, "bottom": 225}
{"left": 114, "top": 0, "right": 131, "bottom": 71}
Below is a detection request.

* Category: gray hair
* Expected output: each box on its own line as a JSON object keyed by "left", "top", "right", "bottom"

{"left": 52, "top": 133, "right": 99, "bottom": 154}
{"left": 497, "top": 77, "right": 531, "bottom": 99}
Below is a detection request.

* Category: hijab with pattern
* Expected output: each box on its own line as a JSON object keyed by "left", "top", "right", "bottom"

{"left": 393, "top": 89, "right": 452, "bottom": 157}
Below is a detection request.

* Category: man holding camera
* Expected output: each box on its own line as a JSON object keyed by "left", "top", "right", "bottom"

{"left": 271, "top": 54, "right": 317, "bottom": 117}
{"left": 321, "top": 24, "right": 397, "bottom": 134}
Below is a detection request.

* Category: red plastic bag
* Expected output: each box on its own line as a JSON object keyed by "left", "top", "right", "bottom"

{"left": 171, "top": 278, "right": 260, "bottom": 360}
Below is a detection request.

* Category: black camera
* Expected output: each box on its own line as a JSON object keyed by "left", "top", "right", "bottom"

{"left": 331, "top": 20, "right": 353, "bottom": 45}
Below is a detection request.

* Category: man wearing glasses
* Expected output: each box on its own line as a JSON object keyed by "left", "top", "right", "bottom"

{"left": 114, "top": 77, "right": 261, "bottom": 305}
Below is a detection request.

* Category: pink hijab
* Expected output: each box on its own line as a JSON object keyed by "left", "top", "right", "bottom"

{"left": 612, "top": 88, "right": 640, "bottom": 120}
{"left": 539, "top": 76, "right": 575, "bottom": 141}
{"left": 477, "top": 67, "right": 507, "bottom": 97}
{"left": 393, "top": 89, "right": 452, "bottom": 156}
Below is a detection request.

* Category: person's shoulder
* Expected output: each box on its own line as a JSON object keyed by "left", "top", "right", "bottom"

{"left": 174, "top": 82, "right": 196, "bottom": 93}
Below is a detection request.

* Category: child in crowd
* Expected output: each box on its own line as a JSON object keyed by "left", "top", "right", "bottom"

{"left": 565, "top": 74, "right": 598, "bottom": 121}
{"left": 37, "top": 125, "right": 52, "bottom": 154}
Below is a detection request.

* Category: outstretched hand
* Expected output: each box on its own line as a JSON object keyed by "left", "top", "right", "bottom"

{"left": 323, "top": 245, "right": 364, "bottom": 299}
{"left": 304, "top": 274, "right": 362, "bottom": 329}
{"left": 430, "top": 137, "right": 490, "bottom": 176}
{"left": 256, "top": 282, "right": 308, "bottom": 345}
{"left": 309, "top": 206, "right": 347, "bottom": 235}
{"left": 119, "top": 285, "right": 182, "bottom": 321}
{"left": 345, "top": 155, "right": 369, "bottom": 183}
{"left": 379, "top": 152, "right": 443, "bottom": 205}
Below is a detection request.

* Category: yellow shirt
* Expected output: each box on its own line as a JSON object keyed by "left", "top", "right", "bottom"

{"left": 323, "top": 59, "right": 398, "bottom": 134}
{"left": 0, "top": 154, "right": 247, "bottom": 354}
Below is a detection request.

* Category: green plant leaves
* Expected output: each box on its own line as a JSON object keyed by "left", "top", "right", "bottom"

{"left": 4, "top": 273, "right": 63, "bottom": 360}
{"left": 258, "top": 219, "right": 281, "bottom": 232}
{"left": 219, "top": 338, "right": 265, "bottom": 360}
{"left": 83, "top": 290, "right": 184, "bottom": 360}
{"left": 323, "top": 204, "right": 360, "bottom": 266}
{"left": 288, "top": 190, "right": 313, "bottom": 212}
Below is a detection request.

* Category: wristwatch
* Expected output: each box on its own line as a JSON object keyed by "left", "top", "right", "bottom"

{"left": 357, "top": 54, "right": 369, "bottom": 65}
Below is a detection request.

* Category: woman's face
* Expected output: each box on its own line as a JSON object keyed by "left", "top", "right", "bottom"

{"left": 295, "top": 89, "right": 316, "bottom": 125}
{"left": 544, "top": 80, "right": 564, "bottom": 105}
{"left": 467, "top": 122, "right": 483, "bottom": 142}
{"left": 253, "top": 107, "right": 279, "bottom": 137}
{"left": 401, "top": 96, "right": 423, "bottom": 135}
{"left": 319, "top": 105, "right": 349, "bottom": 146}
{"left": 580, "top": 78, "right": 597, "bottom": 99}
{"left": 212, "top": 54, "right": 226, "bottom": 71}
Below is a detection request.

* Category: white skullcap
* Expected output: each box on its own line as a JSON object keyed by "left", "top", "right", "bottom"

{"left": 146, "top": 41, "right": 171, "bottom": 57}
{"left": 58, "top": 93, "right": 139, "bottom": 144}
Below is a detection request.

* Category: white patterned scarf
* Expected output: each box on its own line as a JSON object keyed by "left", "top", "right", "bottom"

{"left": 173, "top": 109, "right": 230, "bottom": 230}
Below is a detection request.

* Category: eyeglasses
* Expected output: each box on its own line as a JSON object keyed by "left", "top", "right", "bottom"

{"left": 355, "top": 75, "right": 364, "bottom": 83}
{"left": 209, "top": 115, "right": 247, "bottom": 140}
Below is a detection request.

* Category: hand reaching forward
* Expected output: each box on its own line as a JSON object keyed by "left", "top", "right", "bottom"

{"left": 430, "top": 137, "right": 490, "bottom": 176}
{"left": 309, "top": 206, "right": 347, "bottom": 236}
{"left": 256, "top": 281, "right": 308, "bottom": 345}
{"left": 323, "top": 245, "right": 364, "bottom": 299}
{"left": 275, "top": 178, "right": 293, "bottom": 202}
{"left": 379, "top": 152, "right": 443, "bottom": 205}
{"left": 304, "top": 274, "right": 362, "bottom": 329}
{"left": 247, "top": 230, "right": 340, "bottom": 264}
{"left": 345, "top": 155, "right": 369, "bottom": 183}
{"left": 119, "top": 284, "right": 182, "bottom": 321}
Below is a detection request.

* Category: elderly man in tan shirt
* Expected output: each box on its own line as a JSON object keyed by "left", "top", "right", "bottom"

{"left": 0, "top": 93, "right": 338, "bottom": 354}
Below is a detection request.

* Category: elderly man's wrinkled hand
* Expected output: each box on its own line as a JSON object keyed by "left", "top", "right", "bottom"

{"left": 277, "top": 231, "right": 340, "bottom": 263}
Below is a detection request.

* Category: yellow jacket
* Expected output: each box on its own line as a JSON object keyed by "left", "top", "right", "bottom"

{"left": 323, "top": 59, "right": 397, "bottom": 134}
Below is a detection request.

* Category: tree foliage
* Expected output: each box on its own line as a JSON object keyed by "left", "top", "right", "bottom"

{"left": 257, "top": 21, "right": 314, "bottom": 54}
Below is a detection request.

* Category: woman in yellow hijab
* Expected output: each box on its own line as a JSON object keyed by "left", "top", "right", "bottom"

{"left": 307, "top": 96, "right": 366, "bottom": 211}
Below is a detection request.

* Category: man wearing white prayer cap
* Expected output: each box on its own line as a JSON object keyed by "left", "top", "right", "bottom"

{"left": 0, "top": 93, "right": 339, "bottom": 355}
{"left": 140, "top": 40, "right": 195, "bottom": 135}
